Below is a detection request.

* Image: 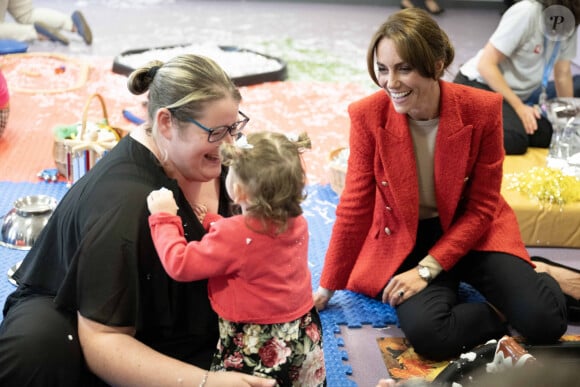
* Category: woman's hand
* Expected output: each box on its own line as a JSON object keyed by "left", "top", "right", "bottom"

{"left": 382, "top": 267, "right": 428, "bottom": 306}
{"left": 207, "top": 372, "right": 276, "bottom": 387}
{"left": 147, "top": 187, "right": 179, "bottom": 215}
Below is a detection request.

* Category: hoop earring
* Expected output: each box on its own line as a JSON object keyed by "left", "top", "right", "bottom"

{"left": 161, "top": 148, "right": 168, "bottom": 163}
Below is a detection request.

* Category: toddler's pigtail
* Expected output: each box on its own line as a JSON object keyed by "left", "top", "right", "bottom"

{"left": 288, "top": 132, "right": 312, "bottom": 153}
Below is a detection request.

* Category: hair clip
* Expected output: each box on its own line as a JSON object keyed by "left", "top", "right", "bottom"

{"left": 285, "top": 133, "right": 299, "bottom": 142}
{"left": 235, "top": 134, "right": 253, "bottom": 149}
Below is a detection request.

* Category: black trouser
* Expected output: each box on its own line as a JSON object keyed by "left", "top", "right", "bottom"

{"left": 454, "top": 71, "right": 553, "bottom": 155}
{"left": 0, "top": 295, "right": 107, "bottom": 387}
{"left": 393, "top": 217, "right": 568, "bottom": 361}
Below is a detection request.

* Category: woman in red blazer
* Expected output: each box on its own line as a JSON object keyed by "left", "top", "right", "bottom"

{"left": 314, "top": 8, "right": 568, "bottom": 361}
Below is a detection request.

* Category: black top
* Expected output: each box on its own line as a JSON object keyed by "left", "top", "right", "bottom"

{"left": 7, "top": 136, "right": 232, "bottom": 367}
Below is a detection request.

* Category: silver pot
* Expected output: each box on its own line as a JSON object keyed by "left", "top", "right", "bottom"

{"left": 0, "top": 195, "right": 57, "bottom": 250}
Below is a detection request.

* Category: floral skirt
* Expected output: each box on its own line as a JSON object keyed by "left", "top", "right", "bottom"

{"left": 210, "top": 307, "right": 326, "bottom": 387}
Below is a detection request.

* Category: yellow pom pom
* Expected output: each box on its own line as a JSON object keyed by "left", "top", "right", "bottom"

{"left": 505, "top": 167, "right": 580, "bottom": 208}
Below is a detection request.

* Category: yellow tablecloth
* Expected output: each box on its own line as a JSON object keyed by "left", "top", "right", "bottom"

{"left": 501, "top": 148, "right": 580, "bottom": 247}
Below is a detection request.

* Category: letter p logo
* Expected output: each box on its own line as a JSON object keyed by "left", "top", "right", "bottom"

{"left": 543, "top": 5, "right": 575, "bottom": 41}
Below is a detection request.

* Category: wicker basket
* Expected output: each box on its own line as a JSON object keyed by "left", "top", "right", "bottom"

{"left": 328, "top": 147, "right": 347, "bottom": 195}
{"left": 53, "top": 93, "right": 125, "bottom": 176}
{"left": 53, "top": 137, "right": 69, "bottom": 177}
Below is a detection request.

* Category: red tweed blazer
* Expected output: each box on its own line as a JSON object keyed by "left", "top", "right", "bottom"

{"left": 319, "top": 81, "right": 530, "bottom": 297}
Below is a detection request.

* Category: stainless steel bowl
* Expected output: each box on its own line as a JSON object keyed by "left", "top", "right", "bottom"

{"left": 0, "top": 195, "right": 57, "bottom": 250}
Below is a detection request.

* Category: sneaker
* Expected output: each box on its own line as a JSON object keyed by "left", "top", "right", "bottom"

{"left": 34, "top": 22, "right": 69, "bottom": 45}
{"left": 71, "top": 10, "right": 92, "bottom": 45}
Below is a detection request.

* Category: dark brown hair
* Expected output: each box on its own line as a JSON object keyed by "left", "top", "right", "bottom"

{"left": 366, "top": 8, "right": 454, "bottom": 86}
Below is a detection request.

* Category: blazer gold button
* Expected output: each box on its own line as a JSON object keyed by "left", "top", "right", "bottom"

{"left": 381, "top": 181, "right": 388, "bottom": 186}
{"left": 384, "top": 227, "right": 391, "bottom": 235}
{"left": 464, "top": 177, "right": 469, "bottom": 182}
{"left": 385, "top": 206, "right": 392, "bottom": 211}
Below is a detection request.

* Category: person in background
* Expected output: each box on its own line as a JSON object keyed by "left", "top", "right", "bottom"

{"left": 400, "top": 0, "right": 444, "bottom": 15}
{"left": 500, "top": 0, "right": 517, "bottom": 15}
{"left": 0, "top": 67, "right": 9, "bottom": 138}
{"left": 0, "top": 0, "right": 92, "bottom": 45}
{"left": 147, "top": 131, "right": 326, "bottom": 387}
{"left": 313, "top": 8, "right": 568, "bottom": 362}
{"left": 0, "top": 54, "right": 275, "bottom": 387}
{"left": 454, "top": 0, "right": 580, "bottom": 155}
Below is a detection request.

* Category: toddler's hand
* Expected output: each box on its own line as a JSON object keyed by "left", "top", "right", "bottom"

{"left": 147, "top": 187, "right": 178, "bottom": 215}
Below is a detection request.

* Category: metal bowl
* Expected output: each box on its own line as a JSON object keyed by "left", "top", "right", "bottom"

{"left": 0, "top": 195, "right": 57, "bottom": 250}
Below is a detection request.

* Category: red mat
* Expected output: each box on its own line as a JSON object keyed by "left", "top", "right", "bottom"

{"left": 0, "top": 54, "right": 140, "bottom": 182}
{"left": 0, "top": 52, "right": 369, "bottom": 184}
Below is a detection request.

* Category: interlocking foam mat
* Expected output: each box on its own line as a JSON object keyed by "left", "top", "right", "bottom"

{"left": 0, "top": 181, "right": 487, "bottom": 386}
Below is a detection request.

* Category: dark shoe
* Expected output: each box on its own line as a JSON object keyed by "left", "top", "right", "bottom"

{"left": 400, "top": 0, "right": 415, "bottom": 9}
{"left": 532, "top": 256, "right": 580, "bottom": 323}
{"left": 34, "top": 22, "right": 69, "bottom": 45}
{"left": 424, "top": 0, "right": 445, "bottom": 15}
{"left": 72, "top": 10, "right": 92, "bottom": 45}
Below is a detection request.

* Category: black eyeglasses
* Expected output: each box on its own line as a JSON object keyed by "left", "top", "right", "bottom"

{"left": 182, "top": 111, "right": 250, "bottom": 143}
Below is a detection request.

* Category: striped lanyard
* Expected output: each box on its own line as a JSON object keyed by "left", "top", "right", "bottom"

{"left": 539, "top": 36, "right": 561, "bottom": 109}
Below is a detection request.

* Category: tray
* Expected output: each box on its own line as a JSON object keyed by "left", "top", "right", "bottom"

{"left": 112, "top": 44, "right": 287, "bottom": 87}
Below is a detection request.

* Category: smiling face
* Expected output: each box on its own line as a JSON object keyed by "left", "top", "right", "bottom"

{"left": 165, "top": 97, "right": 240, "bottom": 183}
{"left": 375, "top": 38, "right": 441, "bottom": 121}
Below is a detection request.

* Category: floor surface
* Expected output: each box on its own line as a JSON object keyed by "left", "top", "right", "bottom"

{"left": 25, "top": 0, "right": 504, "bottom": 82}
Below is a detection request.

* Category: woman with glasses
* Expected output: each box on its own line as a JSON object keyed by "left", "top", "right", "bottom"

{"left": 0, "top": 54, "right": 275, "bottom": 387}
{"left": 146, "top": 131, "right": 326, "bottom": 387}
{"left": 313, "top": 8, "right": 568, "bottom": 362}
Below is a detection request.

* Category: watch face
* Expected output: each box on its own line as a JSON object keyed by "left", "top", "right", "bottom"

{"left": 419, "top": 266, "right": 431, "bottom": 281}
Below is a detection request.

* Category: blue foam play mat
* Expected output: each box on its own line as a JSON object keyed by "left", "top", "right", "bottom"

{"left": 0, "top": 39, "right": 28, "bottom": 55}
{"left": 0, "top": 181, "right": 485, "bottom": 386}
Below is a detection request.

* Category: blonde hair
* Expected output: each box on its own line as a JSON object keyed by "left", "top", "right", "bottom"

{"left": 366, "top": 8, "right": 454, "bottom": 86}
{"left": 126, "top": 54, "right": 241, "bottom": 134}
{"left": 220, "top": 131, "right": 312, "bottom": 234}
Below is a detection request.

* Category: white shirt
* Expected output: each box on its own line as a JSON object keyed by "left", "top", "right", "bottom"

{"left": 460, "top": 0, "right": 578, "bottom": 101}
